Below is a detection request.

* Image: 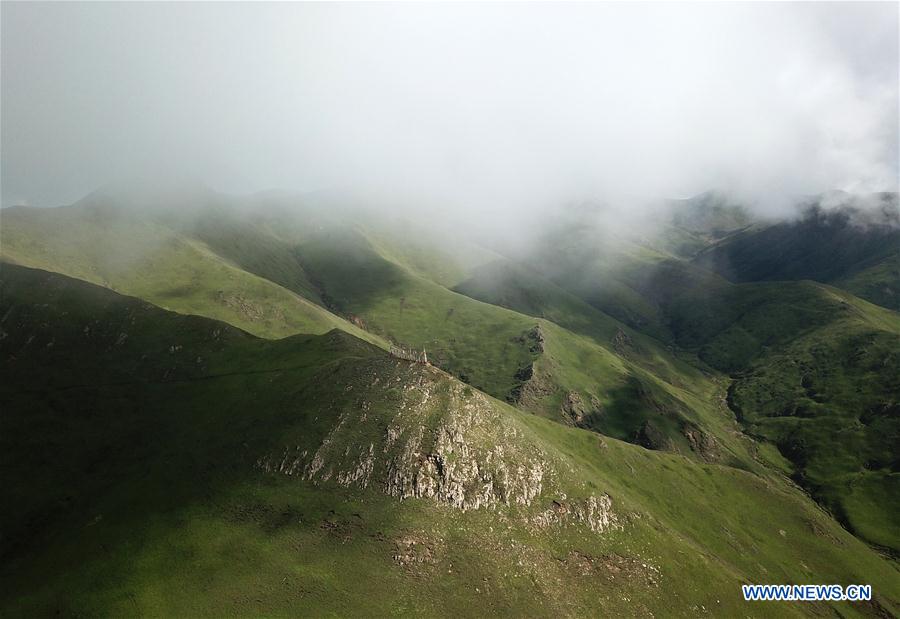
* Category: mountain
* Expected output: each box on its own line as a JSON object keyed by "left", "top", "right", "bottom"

{"left": 694, "top": 193, "right": 900, "bottom": 310}
{"left": 0, "top": 198, "right": 379, "bottom": 344}
{"left": 3, "top": 186, "right": 900, "bottom": 615}
{"left": 2, "top": 264, "right": 898, "bottom": 616}
{"left": 1, "top": 191, "right": 754, "bottom": 471}
{"left": 511, "top": 207, "right": 900, "bottom": 553}
{"left": 658, "top": 191, "right": 756, "bottom": 258}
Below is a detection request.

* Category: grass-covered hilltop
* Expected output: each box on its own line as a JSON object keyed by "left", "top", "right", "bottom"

{"left": 2, "top": 187, "right": 899, "bottom": 617}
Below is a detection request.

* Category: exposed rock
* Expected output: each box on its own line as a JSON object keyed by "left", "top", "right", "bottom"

{"left": 393, "top": 532, "right": 444, "bottom": 570}
{"left": 337, "top": 443, "right": 375, "bottom": 487}
{"left": 682, "top": 425, "right": 720, "bottom": 462}
{"left": 514, "top": 364, "right": 535, "bottom": 382}
{"left": 257, "top": 371, "right": 551, "bottom": 511}
{"left": 514, "top": 324, "right": 545, "bottom": 354}
{"left": 561, "top": 391, "right": 605, "bottom": 428}
{"left": 563, "top": 551, "right": 660, "bottom": 587}
{"left": 532, "top": 494, "right": 622, "bottom": 533}
{"left": 383, "top": 387, "right": 548, "bottom": 510}
{"left": 217, "top": 292, "right": 265, "bottom": 320}
{"left": 348, "top": 314, "right": 367, "bottom": 330}
{"left": 562, "top": 391, "right": 587, "bottom": 425}
{"left": 805, "top": 518, "right": 844, "bottom": 546}
{"left": 256, "top": 363, "right": 623, "bottom": 535}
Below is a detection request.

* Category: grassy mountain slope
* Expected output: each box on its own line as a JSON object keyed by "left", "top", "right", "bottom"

{"left": 2, "top": 264, "right": 898, "bottom": 617}
{"left": 4, "top": 193, "right": 728, "bottom": 413}
{"left": 522, "top": 218, "right": 900, "bottom": 552}
{"left": 291, "top": 227, "right": 540, "bottom": 398}
{"left": 693, "top": 195, "right": 900, "bottom": 310}
{"left": 0, "top": 202, "right": 381, "bottom": 345}
{"left": 518, "top": 219, "right": 728, "bottom": 341}
{"left": 4, "top": 197, "right": 742, "bottom": 465}
{"left": 651, "top": 191, "right": 755, "bottom": 258}
{"left": 595, "top": 269, "right": 900, "bottom": 552}
{"left": 455, "top": 259, "right": 707, "bottom": 383}
{"left": 454, "top": 259, "right": 759, "bottom": 467}
{"left": 0, "top": 197, "right": 595, "bottom": 412}
{"left": 5, "top": 191, "right": 898, "bottom": 554}
{"left": 293, "top": 227, "right": 765, "bottom": 469}
{"left": 724, "top": 289, "right": 900, "bottom": 552}
{"left": 833, "top": 252, "right": 900, "bottom": 313}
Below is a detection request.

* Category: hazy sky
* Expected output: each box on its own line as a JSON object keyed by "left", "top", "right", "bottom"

{"left": 2, "top": 2, "right": 898, "bottom": 215}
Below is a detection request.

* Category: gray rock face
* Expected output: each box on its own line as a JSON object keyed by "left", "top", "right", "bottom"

{"left": 513, "top": 324, "right": 545, "bottom": 354}
{"left": 384, "top": 424, "right": 546, "bottom": 511}
{"left": 532, "top": 494, "right": 621, "bottom": 533}
{"left": 682, "top": 425, "right": 720, "bottom": 462}
{"left": 256, "top": 364, "right": 622, "bottom": 533}
{"left": 562, "top": 391, "right": 587, "bottom": 425}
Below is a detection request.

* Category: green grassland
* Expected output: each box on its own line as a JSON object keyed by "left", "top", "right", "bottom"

{"left": 290, "top": 226, "right": 766, "bottom": 470}
{"left": 453, "top": 259, "right": 761, "bottom": 468}
{"left": 0, "top": 203, "right": 381, "bottom": 345}
{"left": 835, "top": 252, "right": 900, "bottom": 312}
{"left": 525, "top": 235, "right": 900, "bottom": 553}
{"left": 3, "top": 196, "right": 754, "bottom": 470}
{"left": 3, "top": 189, "right": 899, "bottom": 567}
{"left": 726, "top": 290, "right": 900, "bottom": 551}
{"left": 290, "top": 226, "right": 540, "bottom": 397}
{"left": 2, "top": 264, "right": 899, "bottom": 617}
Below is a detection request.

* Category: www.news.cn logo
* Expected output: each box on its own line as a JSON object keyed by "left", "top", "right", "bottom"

{"left": 742, "top": 584, "right": 872, "bottom": 602}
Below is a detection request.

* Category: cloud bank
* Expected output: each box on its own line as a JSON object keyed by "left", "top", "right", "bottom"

{"left": 2, "top": 2, "right": 898, "bottom": 218}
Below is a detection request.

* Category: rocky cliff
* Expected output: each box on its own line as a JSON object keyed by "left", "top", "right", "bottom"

{"left": 257, "top": 359, "right": 621, "bottom": 533}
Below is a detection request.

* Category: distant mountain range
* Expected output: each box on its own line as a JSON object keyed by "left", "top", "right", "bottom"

{"left": 695, "top": 192, "right": 900, "bottom": 310}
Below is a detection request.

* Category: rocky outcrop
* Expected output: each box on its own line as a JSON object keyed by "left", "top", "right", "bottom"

{"left": 258, "top": 365, "right": 552, "bottom": 511}
{"left": 384, "top": 411, "right": 547, "bottom": 510}
{"left": 561, "top": 391, "right": 605, "bottom": 428}
{"left": 682, "top": 425, "right": 720, "bottom": 462}
{"left": 256, "top": 362, "right": 622, "bottom": 534}
{"left": 393, "top": 532, "right": 444, "bottom": 570}
{"left": 381, "top": 378, "right": 552, "bottom": 510}
{"left": 562, "top": 391, "right": 587, "bottom": 425}
{"left": 532, "top": 494, "right": 622, "bottom": 533}
{"left": 514, "top": 324, "right": 545, "bottom": 354}
{"left": 508, "top": 363, "right": 554, "bottom": 408}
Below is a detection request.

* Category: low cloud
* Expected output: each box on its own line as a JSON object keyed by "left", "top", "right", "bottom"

{"left": 2, "top": 2, "right": 897, "bottom": 222}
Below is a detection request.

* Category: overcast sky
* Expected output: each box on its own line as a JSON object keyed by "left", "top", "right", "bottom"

{"left": 2, "top": 2, "right": 898, "bottom": 215}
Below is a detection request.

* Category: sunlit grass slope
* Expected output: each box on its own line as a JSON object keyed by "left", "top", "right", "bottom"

{"left": 0, "top": 203, "right": 381, "bottom": 346}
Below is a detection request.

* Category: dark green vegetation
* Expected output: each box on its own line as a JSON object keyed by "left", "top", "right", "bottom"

{"left": 514, "top": 197, "right": 900, "bottom": 556}
{"left": 695, "top": 193, "right": 900, "bottom": 310}
{"left": 2, "top": 187, "right": 899, "bottom": 616}
{"left": 666, "top": 280, "right": 900, "bottom": 551}
{"left": 2, "top": 264, "right": 899, "bottom": 617}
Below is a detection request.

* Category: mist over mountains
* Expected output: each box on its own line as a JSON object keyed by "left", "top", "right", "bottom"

{"left": 3, "top": 2, "right": 898, "bottom": 216}
{"left": 2, "top": 1, "right": 899, "bottom": 616}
